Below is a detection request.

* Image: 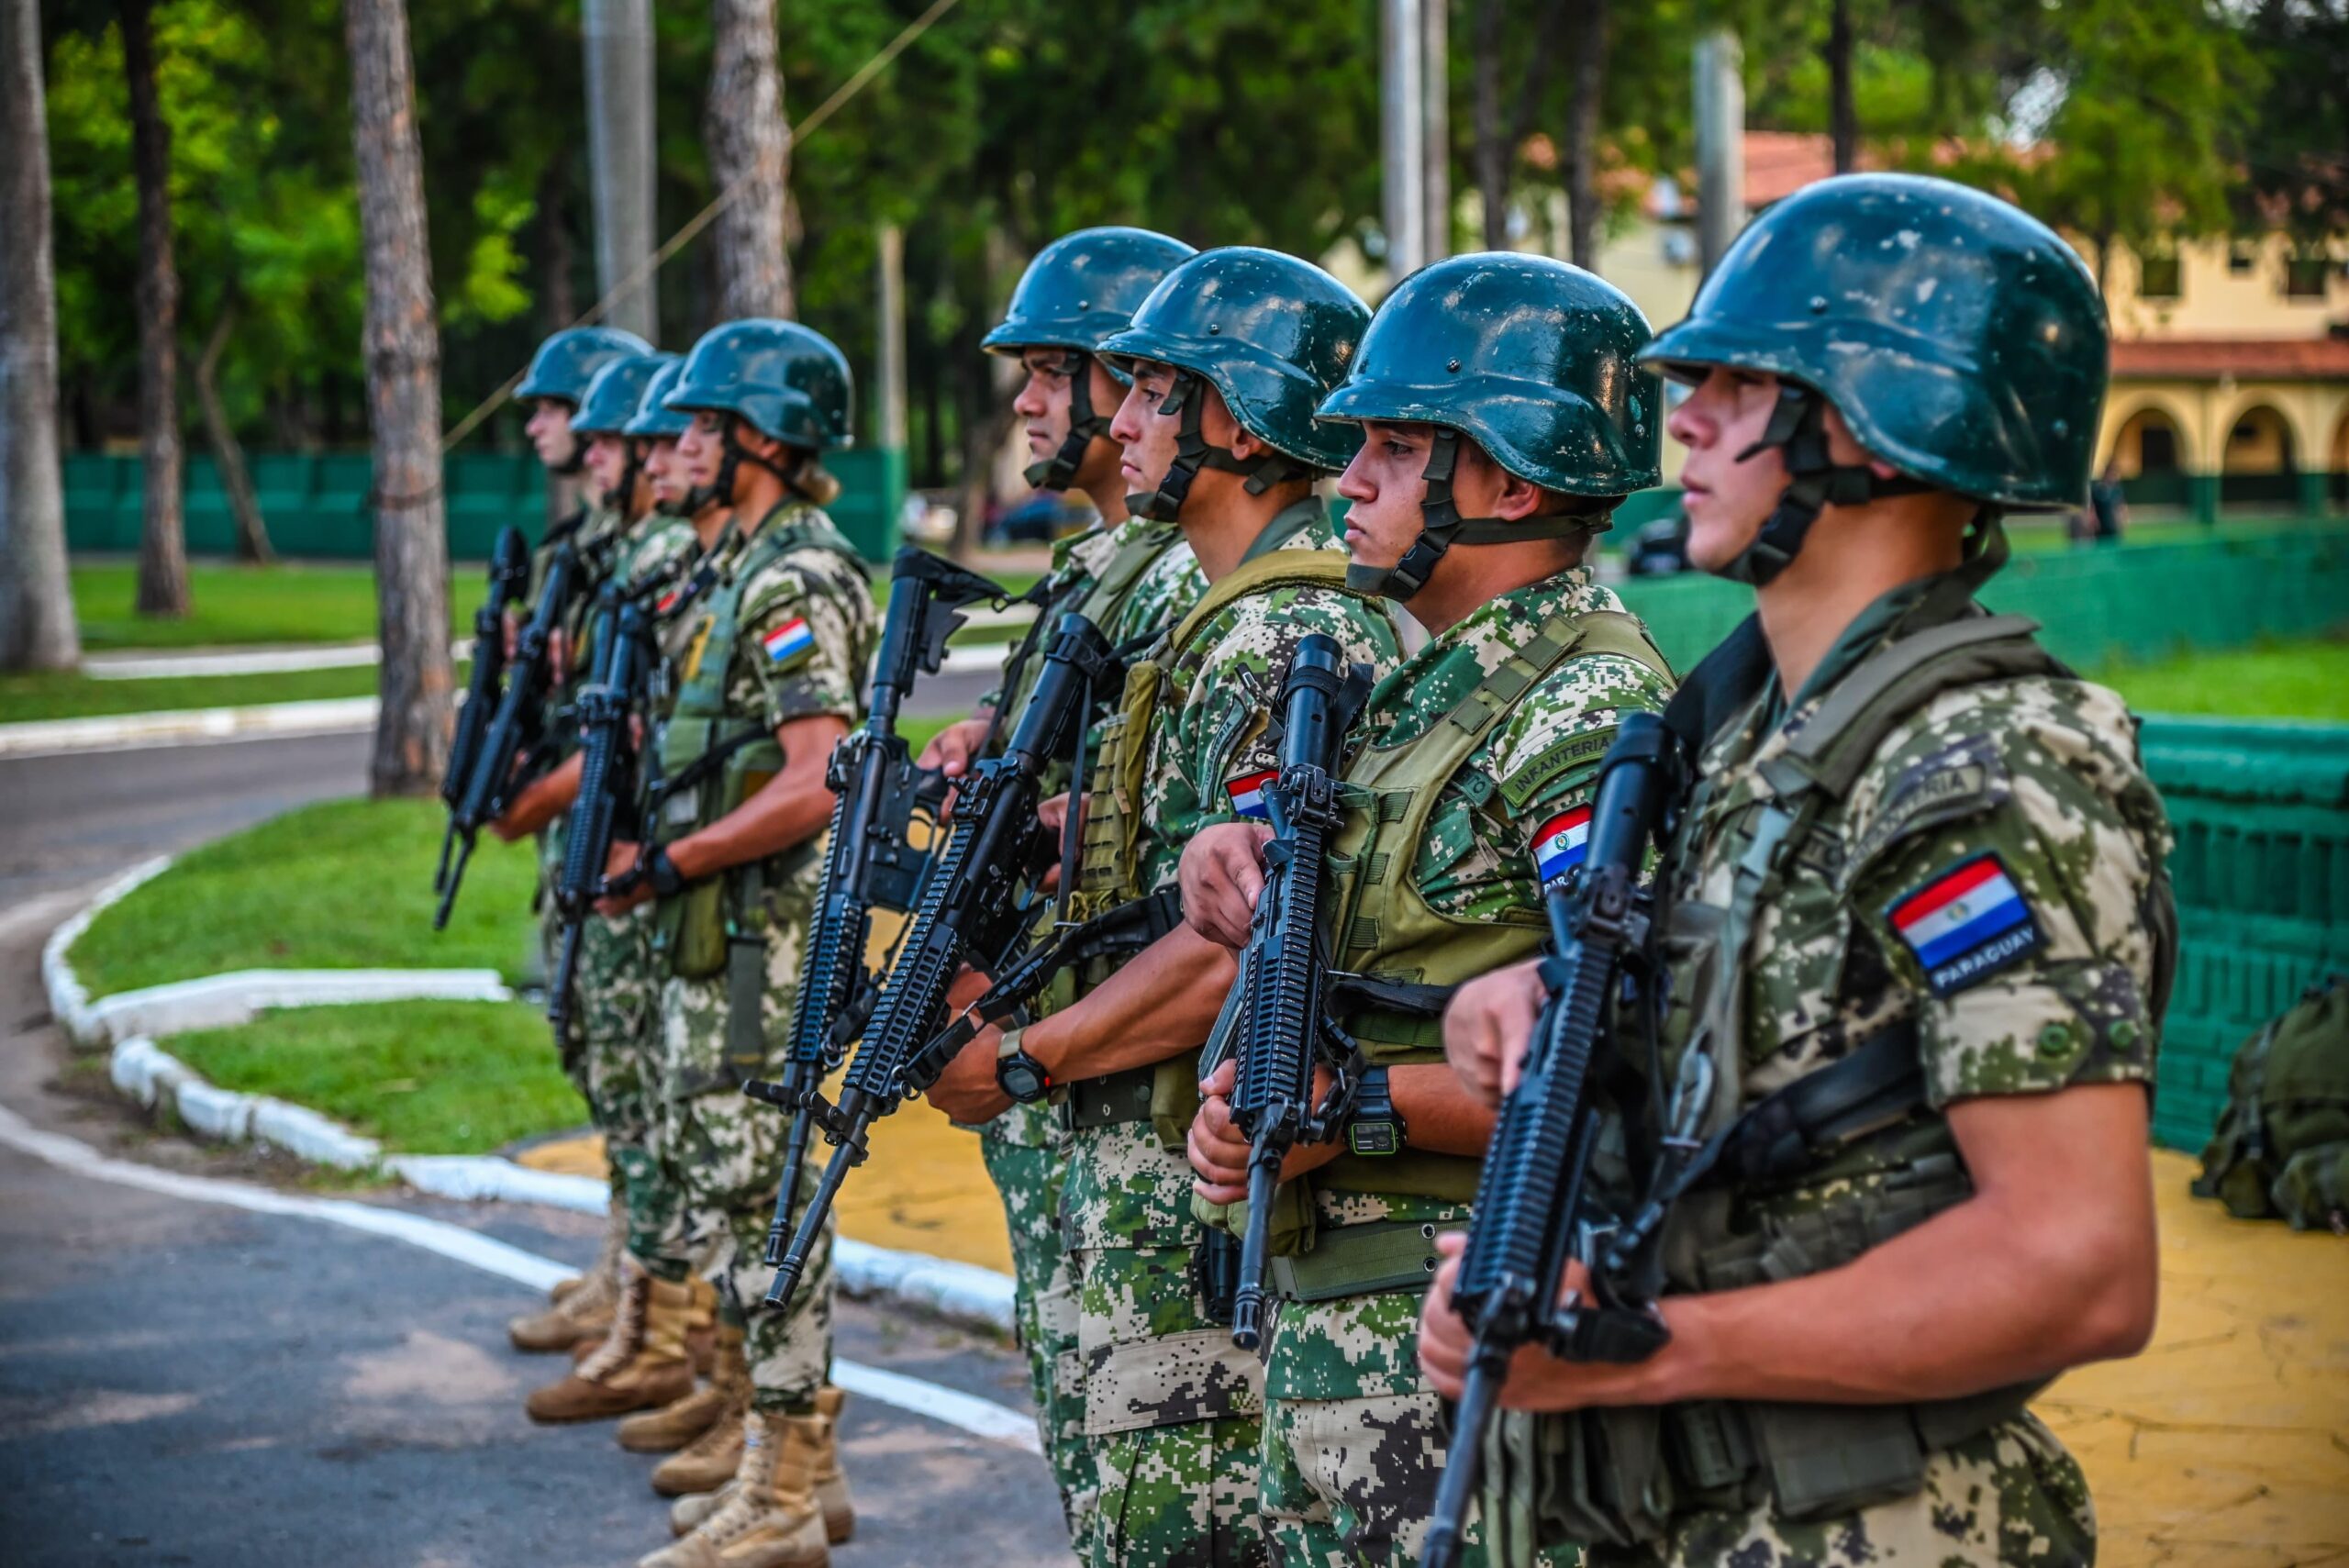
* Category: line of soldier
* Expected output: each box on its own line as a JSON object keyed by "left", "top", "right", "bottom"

{"left": 468, "top": 168, "right": 2173, "bottom": 1568}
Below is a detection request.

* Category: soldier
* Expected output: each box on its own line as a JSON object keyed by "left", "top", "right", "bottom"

{"left": 923, "top": 247, "right": 1403, "bottom": 1568}
{"left": 1422, "top": 174, "right": 2175, "bottom": 1568}
{"left": 584, "top": 320, "right": 874, "bottom": 1568}
{"left": 916, "top": 225, "right": 1205, "bottom": 1541}
{"left": 494, "top": 324, "right": 655, "bottom": 1338}
{"left": 1175, "top": 253, "right": 1675, "bottom": 1566}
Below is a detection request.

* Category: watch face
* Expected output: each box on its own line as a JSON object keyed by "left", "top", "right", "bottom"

{"left": 1348, "top": 1121, "right": 1399, "bottom": 1157}
{"left": 998, "top": 1060, "right": 1047, "bottom": 1103}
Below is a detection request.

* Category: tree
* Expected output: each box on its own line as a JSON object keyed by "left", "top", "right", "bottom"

{"left": 121, "top": 0, "right": 189, "bottom": 616}
{"left": 1827, "top": 0, "right": 1855, "bottom": 172}
{"left": 345, "top": 0, "right": 451, "bottom": 796}
{"left": 707, "top": 0, "right": 795, "bottom": 318}
{"left": 1564, "top": 0, "right": 1609, "bottom": 268}
{"left": 1, "top": 0, "right": 81, "bottom": 671}
{"left": 195, "top": 302, "right": 273, "bottom": 562}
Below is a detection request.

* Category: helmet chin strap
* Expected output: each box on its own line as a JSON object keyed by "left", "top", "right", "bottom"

{"left": 1126, "top": 370, "right": 1304, "bottom": 523}
{"left": 710, "top": 416, "right": 793, "bottom": 512}
{"left": 1717, "top": 384, "right": 1934, "bottom": 586}
{"left": 1024, "top": 352, "right": 1110, "bottom": 493}
{"left": 1348, "top": 428, "right": 1601, "bottom": 600}
{"left": 599, "top": 438, "right": 649, "bottom": 514}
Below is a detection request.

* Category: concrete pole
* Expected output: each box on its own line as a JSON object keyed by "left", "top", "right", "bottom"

{"left": 582, "top": 0, "right": 657, "bottom": 340}
{"left": 875, "top": 223, "right": 907, "bottom": 451}
{"left": 1421, "top": 0, "right": 1450, "bottom": 263}
{"left": 1693, "top": 27, "right": 1745, "bottom": 280}
{"left": 1381, "top": 0, "right": 1427, "bottom": 283}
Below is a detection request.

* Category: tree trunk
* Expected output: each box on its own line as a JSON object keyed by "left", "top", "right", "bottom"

{"left": 123, "top": 0, "right": 190, "bottom": 617}
{"left": 540, "top": 163, "right": 577, "bottom": 528}
{"left": 706, "top": 0, "right": 796, "bottom": 318}
{"left": 345, "top": 0, "right": 452, "bottom": 796}
{"left": 1564, "top": 0, "right": 1609, "bottom": 270}
{"left": 1828, "top": 0, "right": 1856, "bottom": 173}
{"left": 0, "top": 0, "right": 82, "bottom": 671}
{"left": 195, "top": 306, "right": 273, "bottom": 565}
{"left": 1473, "top": 0, "right": 1508, "bottom": 250}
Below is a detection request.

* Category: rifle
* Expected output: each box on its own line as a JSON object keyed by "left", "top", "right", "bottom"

{"left": 436, "top": 527, "right": 533, "bottom": 902}
{"left": 763, "top": 611, "right": 1124, "bottom": 1309}
{"left": 435, "top": 534, "right": 592, "bottom": 929}
{"left": 1207, "top": 632, "right": 1372, "bottom": 1351}
{"left": 1419, "top": 711, "right": 1681, "bottom": 1568}
{"left": 544, "top": 557, "right": 714, "bottom": 1033}
{"left": 741, "top": 549, "right": 1010, "bottom": 1261}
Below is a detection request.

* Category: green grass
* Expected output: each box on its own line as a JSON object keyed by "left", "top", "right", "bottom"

{"left": 71, "top": 562, "right": 425, "bottom": 651}
{"left": 72, "top": 796, "right": 539, "bottom": 998}
{"left": 169, "top": 1000, "right": 580, "bottom": 1155}
{"left": 0, "top": 664, "right": 386, "bottom": 724}
{"left": 2097, "top": 635, "right": 2349, "bottom": 722}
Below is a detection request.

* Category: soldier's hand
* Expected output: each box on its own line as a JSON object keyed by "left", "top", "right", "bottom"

{"left": 1417, "top": 1232, "right": 1475, "bottom": 1399}
{"left": 925, "top": 1024, "right": 1012, "bottom": 1126}
{"left": 1180, "top": 823, "right": 1275, "bottom": 949}
{"left": 1444, "top": 960, "right": 1549, "bottom": 1106}
{"left": 918, "top": 716, "right": 992, "bottom": 779}
{"left": 594, "top": 840, "right": 651, "bottom": 917}
{"left": 1188, "top": 1059, "right": 1339, "bottom": 1204}
{"left": 1420, "top": 1243, "right": 1644, "bottom": 1411}
{"left": 1034, "top": 792, "right": 1077, "bottom": 892}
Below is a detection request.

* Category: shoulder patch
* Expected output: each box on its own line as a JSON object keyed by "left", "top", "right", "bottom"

{"left": 1498, "top": 725, "right": 1618, "bottom": 813}
{"left": 759, "top": 616, "right": 816, "bottom": 668}
{"left": 1885, "top": 852, "right": 2045, "bottom": 998}
{"left": 1532, "top": 805, "right": 1593, "bottom": 886}
{"left": 1224, "top": 767, "right": 1276, "bottom": 821}
{"left": 1850, "top": 733, "right": 2011, "bottom": 873}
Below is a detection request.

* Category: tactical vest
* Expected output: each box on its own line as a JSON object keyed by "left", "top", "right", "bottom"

{"left": 1057, "top": 548, "right": 1385, "bottom": 1145}
{"left": 996, "top": 519, "right": 1187, "bottom": 741}
{"left": 649, "top": 506, "right": 863, "bottom": 982}
{"left": 1489, "top": 595, "right": 2180, "bottom": 1551}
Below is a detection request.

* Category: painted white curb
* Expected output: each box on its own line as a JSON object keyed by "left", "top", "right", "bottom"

{"left": 80, "top": 967, "right": 515, "bottom": 1049}
{"left": 43, "top": 855, "right": 173, "bottom": 1045}
{"left": 82, "top": 638, "right": 469, "bottom": 682}
{"left": 0, "top": 696, "right": 379, "bottom": 758}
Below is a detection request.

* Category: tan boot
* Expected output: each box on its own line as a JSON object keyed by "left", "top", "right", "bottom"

{"left": 670, "top": 1389, "right": 850, "bottom": 1542}
{"left": 652, "top": 1330, "right": 749, "bottom": 1496}
{"left": 624, "top": 1326, "right": 743, "bottom": 1455}
{"left": 550, "top": 1195, "right": 628, "bottom": 1302}
{"left": 525, "top": 1266, "right": 696, "bottom": 1424}
{"left": 637, "top": 1409, "right": 829, "bottom": 1568}
{"left": 508, "top": 1260, "right": 619, "bottom": 1352}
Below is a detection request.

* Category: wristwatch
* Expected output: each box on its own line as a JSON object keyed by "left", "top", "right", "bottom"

{"left": 644, "top": 843, "right": 691, "bottom": 899}
{"left": 995, "top": 1027, "right": 1054, "bottom": 1104}
{"left": 1346, "top": 1065, "right": 1406, "bottom": 1156}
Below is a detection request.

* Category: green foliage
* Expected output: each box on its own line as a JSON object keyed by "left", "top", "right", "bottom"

{"left": 2099, "top": 636, "right": 2349, "bottom": 724}
{"left": 0, "top": 662, "right": 386, "bottom": 723}
{"left": 71, "top": 796, "right": 540, "bottom": 997}
{"left": 72, "top": 560, "right": 408, "bottom": 649}
{"left": 170, "top": 1000, "right": 582, "bottom": 1153}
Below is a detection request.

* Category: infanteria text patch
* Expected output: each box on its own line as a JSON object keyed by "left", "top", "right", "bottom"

{"left": 1887, "top": 852, "right": 2045, "bottom": 997}
{"left": 1533, "top": 805, "right": 1593, "bottom": 884}
{"left": 1224, "top": 767, "right": 1277, "bottom": 821}
{"left": 761, "top": 617, "right": 815, "bottom": 666}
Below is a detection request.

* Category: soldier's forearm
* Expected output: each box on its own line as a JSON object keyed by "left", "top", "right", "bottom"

{"left": 666, "top": 715, "right": 850, "bottom": 880}
{"left": 1390, "top": 1064, "right": 1497, "bottom": 1158}
{"left": 491, "top": 751, "right": 582, "bottom": 841}
{"left": 1026, "top": 925, "right": 1236, "bottom": 1083}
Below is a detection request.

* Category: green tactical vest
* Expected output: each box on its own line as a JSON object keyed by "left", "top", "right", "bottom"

{"left": 1057, "top": 548, "right": 1385, "bottom": 1145}
{"left": 996, "top": 519, "right": 1188, "bottom": 741}
{"left": 1487, "top": 591, "right": 2180, "bottom": 1553}
{"left": 649, "top": 504, "right": 864, "bottom": 981}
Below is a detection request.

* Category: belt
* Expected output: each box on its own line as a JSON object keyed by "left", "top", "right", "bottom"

{"left": 1265, "top": 1218, "right": 1464, "bottom": 1304}
{"left": 1063, "top": 1065, "right": 1157, "bottom": 1130}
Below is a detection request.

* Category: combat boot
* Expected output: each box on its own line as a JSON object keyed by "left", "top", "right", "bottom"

{"left": 525, "top": 1264, "right": 696, "bottom": 1423}
{"left": 550, "top": 1195, "right": 628, "bottom": 1303}
{"left": 507, "top": 1255, "right": 618, "bottom": 1352}
{"left": 638, "top": 1409, "right": 828, "bottom": 1568}
{"left": 577, "top": 1274, "right": 718, "bottom": 1372}
{"left": 669, "top": 1388, "right": 852, "bottom": 1542}
{"left": 624, "top": 1325, "right": 742, "bottom": 1456}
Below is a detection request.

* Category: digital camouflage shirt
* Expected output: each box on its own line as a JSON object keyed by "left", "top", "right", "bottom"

{"left": 981, "top": 514, "right": 1206, "bottom": 713}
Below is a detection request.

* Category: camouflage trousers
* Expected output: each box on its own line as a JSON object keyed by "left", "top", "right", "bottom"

{"left": 654, "top": 952, "right": 835, "bottom": 1415}
{"left": 1582, "top": 1417, "right": 2096, "bottom": 1568}
{"left": 977, "top": 1106, "right": 1093, "bottom": 1540}
{"left": 1257, "top": 1287, "right": 1483, "bottom": 1568}
{"left": 547, "top": 901, "right": 682, "bottom": 1268}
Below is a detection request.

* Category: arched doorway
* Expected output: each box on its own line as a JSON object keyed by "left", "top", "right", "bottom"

{"left": 2220, "top": 405, "right": 2298, "bottom": 512}
{"left": 2110, "top": 406, "right": 2189, "bottom": 512}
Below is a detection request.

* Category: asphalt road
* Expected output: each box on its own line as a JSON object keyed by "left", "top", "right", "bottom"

{"left": 0, "top": 734, "right": 1069, "bottom": 1568}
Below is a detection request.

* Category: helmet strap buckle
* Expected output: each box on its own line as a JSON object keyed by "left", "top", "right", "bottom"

{"left": 1023, "top": 351, "right": 1109, "bottom": 493}
{"left": 1128, "top": 370, "right": 1297, "bottom": 522}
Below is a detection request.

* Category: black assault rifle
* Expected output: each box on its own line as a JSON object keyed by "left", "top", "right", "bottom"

{"left": 763, "top": 612, "right": 1125, "bottom": 1309}
{"left": 741, "top": 549, "right": 1010, "bottom": 1261}
{"left": 544, "top": 558, "right": 715, "bottom": 1033}
{"left": 436, "top": 527, "right": 533, "bottom": 903}
{"left": 437, "top": 530, "right": 599, "bottom": 929}
{"left": 1206, "top": 633, "right": 1372, "bottom": 1350}
{"left": 1419, "top": 711, "right": 1682, "bottom": 1568}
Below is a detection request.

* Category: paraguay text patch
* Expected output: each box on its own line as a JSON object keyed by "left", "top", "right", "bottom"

{"left": 1886, "top": 852, "right": 2044, "bottom": 997}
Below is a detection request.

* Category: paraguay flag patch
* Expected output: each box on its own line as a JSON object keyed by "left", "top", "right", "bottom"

{"left": 1887, "top": 852, "right": 2045, "bottom": 998}
{"left": 1533, "top": 806, "right": 1593, "bottom": 884}
{"left": 760, "top": 617, "right": 816, "bottom": 666}
{"left": 1225, "top": 767, "right": 1278, "bottom": 821}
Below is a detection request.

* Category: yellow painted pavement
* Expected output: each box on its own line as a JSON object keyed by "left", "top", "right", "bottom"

{"left": 516, "top": 1134, "right": 2342, "bottom": 1562}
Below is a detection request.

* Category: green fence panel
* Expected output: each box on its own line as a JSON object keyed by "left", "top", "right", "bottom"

{"left": 826, "top": 446, "right": 905, "bottom": 562}
{"left": 2139, "top": 717, "right": 2349, "bottom": 1151}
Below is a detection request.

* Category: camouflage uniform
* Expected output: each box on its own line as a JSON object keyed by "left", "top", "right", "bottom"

{"left": 1064, "top": 500, "right": 1403, "bottom": 1568}
{"left": 977, "top": 511, "right": 1208, "bottom": 1538}
{"left": 648, "top": 502, "right": 876, "bottom": 1410}
{"left": 1569, "top": 572, "right": 2171, "bottom": 1568}
{"left": 1259, "top": 570, "right": 1671, "bottom": 1568}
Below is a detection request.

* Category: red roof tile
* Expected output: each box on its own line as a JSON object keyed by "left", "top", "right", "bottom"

{"left": 2110, "top": 338, "right": 2349, "bottom": 380}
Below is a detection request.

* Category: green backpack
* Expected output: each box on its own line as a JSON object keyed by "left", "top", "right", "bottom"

{"left": 2194, "top": 974, "right": 2349, "bottom": 1234}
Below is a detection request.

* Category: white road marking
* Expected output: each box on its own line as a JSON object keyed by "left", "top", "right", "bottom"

{"left": 0, "top": 1102, "right": 1041, "bottom": 1455}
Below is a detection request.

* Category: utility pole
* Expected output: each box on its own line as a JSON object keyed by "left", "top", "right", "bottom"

{"left": 582, "top": 0, "right": 657, "bottom": 340}
{"left": 875, "top": 224, "right": 907, "bottom": 452}
{"left": 1420, "top": 0, "right": 1449, "bottom": 264}
{"left": 1381, "top": 0, "right": 1428, "bottom": 283}
{"left": 1693, "top": 27, "right": 1745, "bottom": 279}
